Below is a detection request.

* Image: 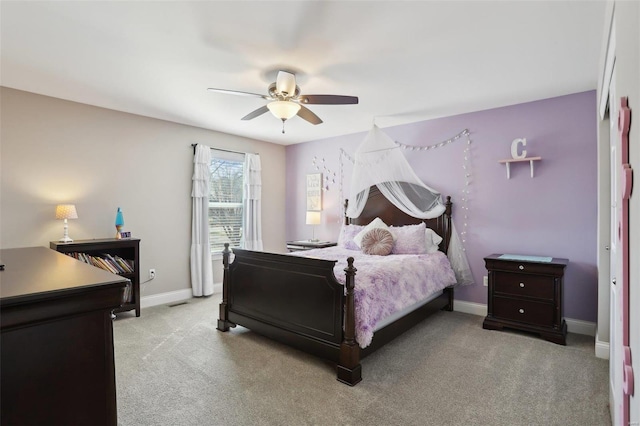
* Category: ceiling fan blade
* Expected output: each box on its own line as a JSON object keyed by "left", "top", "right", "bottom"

{"left": 298, "top": 94, "right": 359, "bottom": 105}
{"left": 207, "top": 88, "right": 269, "bottom": 99}
{"left": 297, "top": 105, "right": 323, "bottom": 125}
{"left": 241, "top": 105, "right": 270, "bottom": 121}
{"left": 276, "top": 71, "right": 297, "bottom": 96}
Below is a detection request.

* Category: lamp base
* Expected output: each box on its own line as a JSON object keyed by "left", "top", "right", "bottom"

{"left": 59, "top": 236, "right": 74, "bottom": 243}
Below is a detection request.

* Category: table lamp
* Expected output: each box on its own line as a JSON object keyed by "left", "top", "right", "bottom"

{"left": 56, "top": 204, "right": 78, "bottom": 243}
{"left": 306, "top": 211, "right": 321, "bottom": 242}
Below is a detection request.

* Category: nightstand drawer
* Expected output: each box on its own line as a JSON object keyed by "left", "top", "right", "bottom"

{"left": 493, "top": 271, "right": 555, "bottom": 300}
{"left": 492, "top": 296, "right": 554, "bottom": 328}
{"left": 485, "top": 258, "right": 566, "bottom": 276}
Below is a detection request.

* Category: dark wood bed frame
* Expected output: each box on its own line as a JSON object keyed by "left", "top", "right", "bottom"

{"left": 217, "top": 186, "right": 454, "bottom": 385}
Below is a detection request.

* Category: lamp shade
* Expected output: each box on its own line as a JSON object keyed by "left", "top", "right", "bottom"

{"left": 267, "top": 101, "right": 301, "bottom": 120}
{"left": 55, "top": 204, "right": 78, "bottom": 220}
{"left": 305, "top": 211, "right": 321, "bottom": 225}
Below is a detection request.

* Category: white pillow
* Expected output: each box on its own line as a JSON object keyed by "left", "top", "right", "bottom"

{"left": 353, "top": 217, "right": 392, "bottom": 248}
{"left": 425, "top": 228, "right": 443, "bottom": 253}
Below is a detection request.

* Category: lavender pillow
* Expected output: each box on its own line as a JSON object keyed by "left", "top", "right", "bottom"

{"left": 338, "top": 224, "right": 364, "bottom": 250}
{"left": 361, "top": 228, "right": 394, "bottom": 256}
{"left": 390, "top": 222, "right": 428, "bottom": 254}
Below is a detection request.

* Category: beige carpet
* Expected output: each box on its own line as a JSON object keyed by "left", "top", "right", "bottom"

{"left": 114, "top": 296, "right": 610, "bottom": 426}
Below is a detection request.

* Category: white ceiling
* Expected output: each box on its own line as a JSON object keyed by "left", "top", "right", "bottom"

{"left": 1, "top": 1, "right": 606, "bottom": 145}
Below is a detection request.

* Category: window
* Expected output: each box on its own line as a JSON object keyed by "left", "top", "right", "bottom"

{"left": 209, "top": 150, "right": 245, "bottom": 252}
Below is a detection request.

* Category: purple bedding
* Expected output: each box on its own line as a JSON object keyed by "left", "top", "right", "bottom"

{"left": 289, "top": 246, "right": 456, "bottom": 348}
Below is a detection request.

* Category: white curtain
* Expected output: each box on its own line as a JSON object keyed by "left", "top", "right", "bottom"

{"left": 243, "top": 153, "right": 263, "bottom": 250}
{"left": 190, "top": 144, "right": 214, "bottom": 296}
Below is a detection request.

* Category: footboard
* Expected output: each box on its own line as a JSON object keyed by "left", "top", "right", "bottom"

{"left": 217, "top": 245, "right": 348, "bottom": 362}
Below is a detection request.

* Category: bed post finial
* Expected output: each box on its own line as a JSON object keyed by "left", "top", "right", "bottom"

{"left": 217, "top": 243, "right": 233, "bottom": 332}
{"left": 338, "top": 257, "right": 362, "bottom": 386}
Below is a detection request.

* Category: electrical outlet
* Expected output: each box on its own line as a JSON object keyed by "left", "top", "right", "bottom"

{"left": 149, "top": 269, "right": 156, "bottom": 280}
{"left": 483, "top": 275, "right": 488, "bottom": 286}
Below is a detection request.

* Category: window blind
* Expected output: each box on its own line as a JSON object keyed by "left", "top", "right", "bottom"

{"left": 209, "top": 150, "right": 245, "bottom": 252}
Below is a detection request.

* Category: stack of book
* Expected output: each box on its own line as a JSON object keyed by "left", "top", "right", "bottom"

{"left": 65, "top": 252, "right": 134, "bottom": 275}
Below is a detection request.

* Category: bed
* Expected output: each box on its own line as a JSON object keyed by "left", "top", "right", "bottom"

{"left": 217, "top": 186, "right": 456, "bottom": 385}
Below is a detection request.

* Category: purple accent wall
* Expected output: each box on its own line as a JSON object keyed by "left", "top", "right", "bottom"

{"left": 285, "top": 91, "right": 598, "bottom": 322}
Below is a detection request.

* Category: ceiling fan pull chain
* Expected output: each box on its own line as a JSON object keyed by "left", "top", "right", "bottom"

{"left": 281, "top": 119, "right": 286, "bottom": 134}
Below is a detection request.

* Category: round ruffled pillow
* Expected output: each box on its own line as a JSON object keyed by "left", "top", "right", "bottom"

{"left": 360, "top": 228, "right": 394, "bottom": 256}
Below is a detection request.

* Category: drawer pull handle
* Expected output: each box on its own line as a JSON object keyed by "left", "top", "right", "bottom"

{"left": 519, "top": 265, "right": 524, "bottom": 270}
{"left": 519, "top": 308, "right": 525, "bottom": 314}
{"left": 519, "top": 282, "right": 525, "bottom": 288}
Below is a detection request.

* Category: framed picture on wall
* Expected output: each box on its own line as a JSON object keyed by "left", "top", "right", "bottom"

{"left": 306, "top": 173, "right": 322, "bottom": 211}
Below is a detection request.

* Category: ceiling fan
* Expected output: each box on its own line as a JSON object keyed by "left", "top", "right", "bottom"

{"left": 207, "top": 71, "right": 359, "bottom": 133}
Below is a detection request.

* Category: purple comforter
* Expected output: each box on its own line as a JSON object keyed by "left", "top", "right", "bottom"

{"left": 290, "top": 246, "right": 456, "bottom": 348}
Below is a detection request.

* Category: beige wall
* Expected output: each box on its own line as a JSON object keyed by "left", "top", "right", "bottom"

{"left": 0, "top": 87, "right": 286, "bottom": 297}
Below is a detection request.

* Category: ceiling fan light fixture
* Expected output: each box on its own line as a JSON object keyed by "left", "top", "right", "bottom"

{"left": 267, "top": 101, "right": 300, "bottom": 120}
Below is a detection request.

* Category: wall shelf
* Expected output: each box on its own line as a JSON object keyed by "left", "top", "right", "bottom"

{"left": 498, "top": 156, "right": 541, "bottom": 179}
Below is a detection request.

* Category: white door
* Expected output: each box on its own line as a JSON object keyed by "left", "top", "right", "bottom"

{"left": 609, "top": 69, "right": 623, "bottom": 426}
{"left": 618, "top": 96, "right": 635, "bottom": 426}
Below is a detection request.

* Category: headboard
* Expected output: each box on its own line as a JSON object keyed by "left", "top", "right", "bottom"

{"left": 344, "top": 186, "right": 453, "bottom": 253}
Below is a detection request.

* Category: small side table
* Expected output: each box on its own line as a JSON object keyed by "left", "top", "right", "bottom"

{"left": 483, "top": 253, "right": 568, "bottom": 345}
{"left": 286, "top": 241, "right": 337, "bottom": 252}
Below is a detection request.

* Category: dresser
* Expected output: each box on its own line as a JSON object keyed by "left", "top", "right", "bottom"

{"left": 0, "top": 247, "right": 128, "bottom": 425}
{"left": 483, "top": 254, "right": 568, "bottom": 345}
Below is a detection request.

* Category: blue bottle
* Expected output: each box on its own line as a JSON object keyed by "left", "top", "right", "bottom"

{"left": 115, "top": 207, "right": 124, "bottom": 239}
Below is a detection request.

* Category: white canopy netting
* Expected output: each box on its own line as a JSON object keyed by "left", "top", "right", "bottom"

{"left": 346, "top": 125, "right": 473, "bottom": 285}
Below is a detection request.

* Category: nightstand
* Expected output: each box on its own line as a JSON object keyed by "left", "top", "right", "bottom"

{"left": 483, "top": 254, "right": 568, "bottom": 345}
{"left": 286, "top": 241, "right": 337, "bottom": 252}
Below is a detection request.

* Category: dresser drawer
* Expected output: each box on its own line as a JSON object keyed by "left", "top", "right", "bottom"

{"left": 493, "top": 271, "right": 555, "bottom": 300}
{"left": 492, "top": 296, "right": 555, "bottom": 328}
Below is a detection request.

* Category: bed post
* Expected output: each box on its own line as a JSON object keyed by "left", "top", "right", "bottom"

{"left": 443, "top": 286, "right": 454, "bottom": 312}
{"left": 337, "top": 257, "right": 362, "bottom": 386}
{"left": 443, "top": 196, "right": 453, "bottom": 253}
{"left": 443, "top": 196, "right": 454, "bottom": 311}
{"left": 217, "top": 243, "right": 233, "bottom": 332}
{"left": 344, "top": 199, "right": 349, "bottom": 225}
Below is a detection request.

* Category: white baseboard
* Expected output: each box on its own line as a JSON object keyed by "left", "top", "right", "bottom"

{"left": 595, "top": 332, "right": 610, "bottom": 359}
{"left": 564, "top": 318, "right": 597, "bottom": 337}
{"left": 454, "top": 299, "right": 597, "bottom": 337}
{"left": 140, "top": 288, "right": 193, "bottom": 309}
{"left": 453, "top": 299, "right": 488, "bottom": 317}
{"left": 140, "top": 284, "right": 223, "bottom": 309}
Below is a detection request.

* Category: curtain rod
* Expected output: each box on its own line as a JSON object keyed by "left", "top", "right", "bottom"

{"left": 191, "top": 144, "right": 257, "bottom": 156}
